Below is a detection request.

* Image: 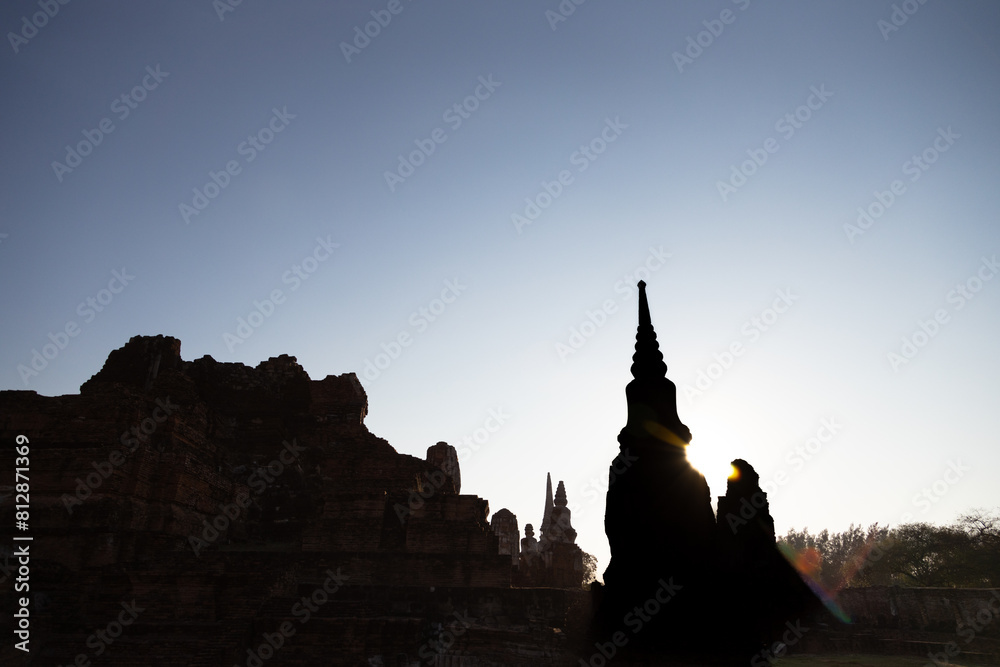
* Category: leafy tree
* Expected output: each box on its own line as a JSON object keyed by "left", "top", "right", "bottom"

{"left": 955, "top": 508, "right": 1000, "bottom": 586}
{"left": 777, "top": 509, "right": 1000, "bottom": 589}
{"left": 581, "top": 551, "right": 599, "bottom": 589}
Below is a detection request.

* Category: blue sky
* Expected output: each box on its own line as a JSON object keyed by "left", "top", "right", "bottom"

{"left": 3, "top": 1, "right": 999, "bottom": 578}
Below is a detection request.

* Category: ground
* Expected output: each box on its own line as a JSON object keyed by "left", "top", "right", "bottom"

{"left": 775, "top": 655, "right": 976, "bottom": 666}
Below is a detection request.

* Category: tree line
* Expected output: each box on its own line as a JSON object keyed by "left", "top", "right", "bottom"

{"left": 777, "top": 508, "right": 1000, "bottom": 589}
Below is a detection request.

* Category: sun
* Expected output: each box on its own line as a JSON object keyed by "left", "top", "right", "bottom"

{"left": 682, "top": 419, "right": 742, "bottom": 495}
{"left": 685, "top": 442, "right": 736, "bottom": 487}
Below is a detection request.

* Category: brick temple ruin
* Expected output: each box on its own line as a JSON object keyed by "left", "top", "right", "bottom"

{"left": 0, "top": 334, "right": 594, "bottom": 666}
{"left": 3, "top": 284, "right": 999, "bottom": 665}
{"left": 500, "top": 473, "right": 585, "bottom": 590}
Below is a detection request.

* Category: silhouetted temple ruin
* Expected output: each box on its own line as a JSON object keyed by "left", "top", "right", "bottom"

{"left": 509, "top": 473, "right": 584, "bottom": 589}
{"left": 489, "top": 508, "right": 519, "bottom": 566}
{"left": 7, "top": 286, "right": 944, "bottom": 666}
{"left": 593, "top": 281, "right": 825, "bottom": 662}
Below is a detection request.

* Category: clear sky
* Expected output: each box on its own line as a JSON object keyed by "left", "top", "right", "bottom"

{"left": 3, "top": 1, "right": 999, "bottom": 579}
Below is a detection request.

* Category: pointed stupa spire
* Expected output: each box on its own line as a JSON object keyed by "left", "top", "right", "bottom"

{"left": 540, "top": 472, "right": 554, "bottom": 539}
{"left": 554, "top": 480, "right": 568, "bottom": 507}
{"left": 630, "top": 281, "right": 668, "bottom": 382}
{"left": 621, "top": 281, "right": 691, "bottom": 446}
{"left": 550, "top": 480, "right": 578, "bottom": 544}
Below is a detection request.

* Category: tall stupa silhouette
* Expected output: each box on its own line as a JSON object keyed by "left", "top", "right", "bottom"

{"left": 592, "top": 281, "right": 829, "bottom": 663}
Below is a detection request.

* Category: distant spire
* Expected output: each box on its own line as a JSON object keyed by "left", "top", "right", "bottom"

{"left": 554, "top": 480, "right": 568, "bottom": 508}
{"left": 630, "top": 281, "right": 668, "bottom": 382}
{"left": 550, "top": 481, "right": 577, "bottom": 544}
{"left": 540, "top": 473, "right": 554, "bottom": 539}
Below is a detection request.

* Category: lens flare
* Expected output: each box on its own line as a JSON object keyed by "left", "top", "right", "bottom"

{"left": 777, "top": 543, "right": 852, "bottom": 623}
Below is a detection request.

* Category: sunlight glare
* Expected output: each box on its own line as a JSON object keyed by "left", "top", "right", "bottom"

{"left": 683, "top": 418, "right": 743, "bottom": 497}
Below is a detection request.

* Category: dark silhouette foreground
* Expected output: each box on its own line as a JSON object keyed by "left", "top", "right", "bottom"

{"left": 592, "top": 281, "right": 829, "bottom": 664}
